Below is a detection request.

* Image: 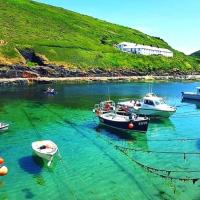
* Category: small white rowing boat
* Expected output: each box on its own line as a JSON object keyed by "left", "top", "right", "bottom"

{"left": 32, "top": 140, "right": 58, "bottom": 167}
{"left": 0, "top": 122, "right": 9, "bottom": 131}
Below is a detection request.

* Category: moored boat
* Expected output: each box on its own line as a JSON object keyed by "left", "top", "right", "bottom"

{"left": 118, "top": 93, "right": 176, "bottom": 118}
{"left": 182, "top": 87, "right": 200, "bottom": 100}
{"left": 32, "top": 140, "right": 58, "bottom": 166}
{"left": 0, "top": 122, "right": 9, "bottom": 131}
{"left": 98, "top": 112, "right": 149, "bottom": 133}
{"left": 44, "top": 88, "right": 57, "bottom": 95}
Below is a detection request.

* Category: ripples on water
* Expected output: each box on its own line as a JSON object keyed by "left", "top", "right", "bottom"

{"left": 0, "top": 82, "right": 200, "bottom": 200}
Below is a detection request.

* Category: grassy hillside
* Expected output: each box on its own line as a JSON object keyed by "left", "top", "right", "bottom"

{"left": 0, "top": 0, "right": 199, "bottom": 72}
{"left": 191, "top": 50, "right": 200, "bottom": 58}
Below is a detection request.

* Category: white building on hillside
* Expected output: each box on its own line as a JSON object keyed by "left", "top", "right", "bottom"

{"left": 117, "top": 42, "right": 173, "bottom": 57}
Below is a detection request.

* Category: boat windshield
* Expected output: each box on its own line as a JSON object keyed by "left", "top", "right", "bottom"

{"left": 154, "top": 100, "right": 165, "bottom": 105}
{"left": 144, "top": 99, "right": 154, "bottom": 106}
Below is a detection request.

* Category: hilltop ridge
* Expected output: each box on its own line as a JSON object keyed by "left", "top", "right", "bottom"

{"left": 191, "top": 50, "right": 200, "bottom": 58}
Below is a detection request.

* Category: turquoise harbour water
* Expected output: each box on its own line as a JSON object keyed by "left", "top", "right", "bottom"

{"left": 0, "top": 82, "right": 200, "bottom": 200}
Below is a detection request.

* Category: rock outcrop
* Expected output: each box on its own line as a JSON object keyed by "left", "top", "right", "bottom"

{"left": 1, "top": 64, "right": 200, "bottom": 86}
{"left": 0, "top": 64, "right": 200, "bottom": 79}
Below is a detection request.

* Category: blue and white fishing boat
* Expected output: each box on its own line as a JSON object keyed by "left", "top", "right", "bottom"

{"left": 118, "top": 93, "right": 176, "bottom": 118}
{"left": 182, "top": 87, "right": 200, "bottom": 100}
{"left": 98, "top": 112, "right": 149, "bottom": 133}
{"left": 93, "top": 99, "right": 149, "bottom": 132}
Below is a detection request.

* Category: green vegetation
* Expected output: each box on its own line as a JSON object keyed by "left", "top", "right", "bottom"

{"left": 0, "top": 0, "right": 199, "bottom": 72}
{"left": 191, "top": 50, "right": 200, "bottom": 58}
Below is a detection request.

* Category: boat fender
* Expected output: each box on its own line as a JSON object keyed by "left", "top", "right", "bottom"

{"left": 128, "top": 123, "right": 134, "bottom": 129}
{"left": 0, "top": 166, "right": 8, "bottom": 176}
{"left": 95, "top": 109, "right": 101, "bottom": 116}
{"left": 0, "top": 157, "right": 4, "bottom": 165}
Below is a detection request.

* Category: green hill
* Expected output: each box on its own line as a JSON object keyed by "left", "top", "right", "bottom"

{"left": 0, "top": 0, "right": 199, "bottom": 73}
{"left": 191, "top": 50, "right": 200, "bottom": 58}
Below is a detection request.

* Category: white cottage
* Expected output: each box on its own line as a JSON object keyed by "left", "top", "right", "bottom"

{"left": 117, "top": 42, "right": 173, "bottom": 57}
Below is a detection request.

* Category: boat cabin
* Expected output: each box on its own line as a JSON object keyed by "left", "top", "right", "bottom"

{"left": 142, "top": 96, "right": 165, "bottom": 107}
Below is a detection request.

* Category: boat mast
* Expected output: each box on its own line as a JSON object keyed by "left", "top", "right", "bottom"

{"left": 148, "top": 83, "right": 153, "bottom": 94}
{"left": 107, "top": 87, "right": 110, "bottom": 101}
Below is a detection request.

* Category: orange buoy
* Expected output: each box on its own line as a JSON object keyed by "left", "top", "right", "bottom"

{"left": 95, "top": 109, "right": 100, "bottom": 116}
{"left": 128, "top": 123, "right": 134, "bottom": 129}
{"left": 0, "top": 157, "right": 4, "bottom": 165}
{"left": 0, "top": 166, "right": 8, "bottom": 176}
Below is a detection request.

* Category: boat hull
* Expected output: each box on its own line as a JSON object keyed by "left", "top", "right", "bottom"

{"left": 182, "top": 93, "right": 200, "bottom": 100}
{"left": 0, "top": 124, "right": 9, "bottom": 131}
{"left": 0, "top": 127, "right": 9, "bottom": 131}
{"left": 118, "top": 100, "right": 176, "bottom": 118}
{"left": 98, "top": 116, "right": 149, "bottom": 132}
{"left": 133, "top": 108, "right": 175, "bottom": 118}
{"left": 44, "top": 92, "right": 56, "bottom": 96}
{"left": 33, "top": 150, "right": 54, "bottom": 161}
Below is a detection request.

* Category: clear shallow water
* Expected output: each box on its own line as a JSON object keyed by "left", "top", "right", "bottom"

{"left": 0, "top": 82, "right": 200, "bottom": 200}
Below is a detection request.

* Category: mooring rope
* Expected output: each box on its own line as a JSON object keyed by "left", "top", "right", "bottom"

{"left": 126, "top": 137, "right": 200, "bottom": 142}
{"left": 21, "top": 108, "right": 42, "bottom": 139}
{"left": 172, "top": 114, "right": 200, "bottom": 118}
{"left": 21, "top": 107, "right": 79, "bottom": 200}
{"left": 38, "top": 104, "right": 153, "bottom": 200}
{"left": 114, "top": 144, "right": 200, "bottom": 158}
{"left": 176, "top": 104, "right": 192, "bottom": 108}
{"left": 117, "top": 147, "right": 200, "bottom": 184}
{"left": 31, "top": 103, "right": 99, "bottom": 200}
{"left": 34, "top": 103, "right": 200, "bottom": 184}
{"left": 102, "top": 136, "right": 200, "bottom": 184}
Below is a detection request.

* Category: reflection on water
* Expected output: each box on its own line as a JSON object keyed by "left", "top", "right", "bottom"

{"left": 95, "top": 124, "right": 137, "bottom": 140}
{"left": 182, "top": 99, "right": 200, "bottom": 109}
{"left": 150, "top": 118, "right": 175, "bottom": 130}
{"left": 19, "top": 156, "right": 44, "bottom": 174}
{"left": 196, "top": 139, "right": 200, "bottom": 150}
{"left": 95, "top": 124, "right": 149, "bottom": 151}
{"left": 21, "top": 188, "right": 35, "bottom": 199}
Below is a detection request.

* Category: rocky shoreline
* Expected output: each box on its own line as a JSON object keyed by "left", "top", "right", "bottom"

{"left": 1, "top": 64, "right": 200, "bottom": 85}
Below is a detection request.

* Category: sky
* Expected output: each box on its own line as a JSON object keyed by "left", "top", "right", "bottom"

{"left": 36, "top": 0, "right": 200, "bottom": 55}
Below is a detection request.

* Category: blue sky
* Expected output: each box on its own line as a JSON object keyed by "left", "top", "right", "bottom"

{"left": 36, "top": 0, "right": 200, "bottom": 54}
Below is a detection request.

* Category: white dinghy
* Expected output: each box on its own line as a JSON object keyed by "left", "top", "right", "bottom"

{"left": 32, "top": 140, "right": 58, "bottom": 167}
{"left": 0, "top": 122, "right": 9, "bottom": 131}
